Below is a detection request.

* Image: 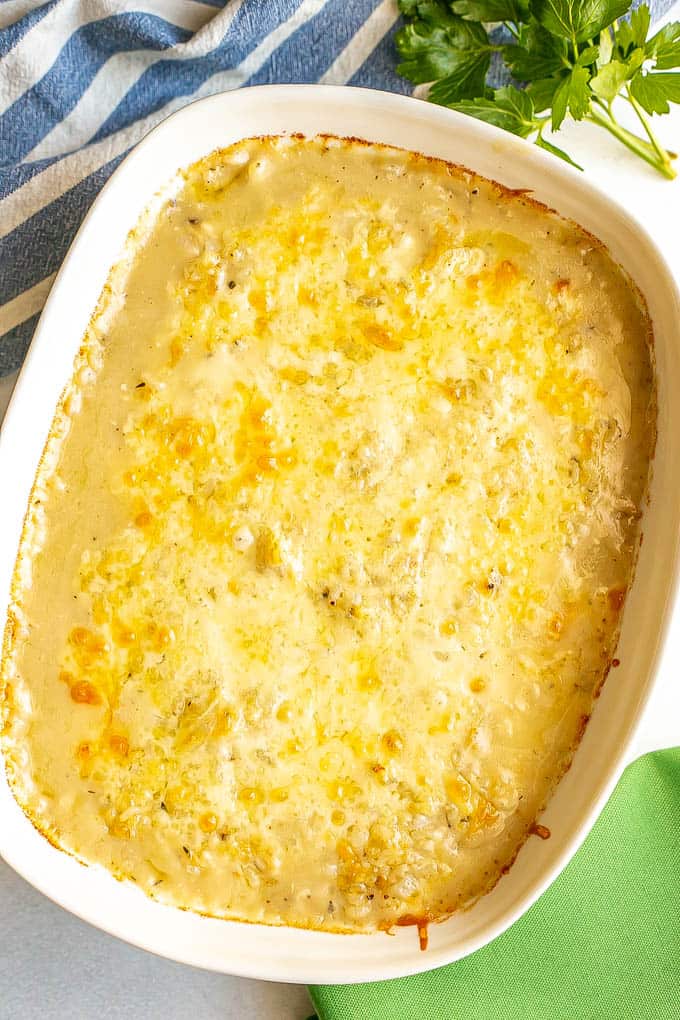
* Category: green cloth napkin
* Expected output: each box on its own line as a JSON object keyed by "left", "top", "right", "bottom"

{"left": 309, "top": 749, "right": 680, "bottom": 1019}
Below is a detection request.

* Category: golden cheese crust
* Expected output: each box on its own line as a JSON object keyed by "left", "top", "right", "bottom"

{"left": 1, "top": 136, "right": 655, "bottom": 934}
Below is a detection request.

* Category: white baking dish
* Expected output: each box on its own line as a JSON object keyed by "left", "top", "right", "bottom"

{"left": 1, "top": 85, "right": 679, "bottom": 985}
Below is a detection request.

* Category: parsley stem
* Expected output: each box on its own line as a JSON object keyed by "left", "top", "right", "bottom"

{"left": 588, "top": 107, "right": 677, "bottom": 179}
{"left": 624, "top": 85, "right": 676, "bottom": 176}
{"left": 592, "top": 96, "right": 614, "bottom": 120}
{"left": 503, "top": 21, "right": 520, "bottom": 40}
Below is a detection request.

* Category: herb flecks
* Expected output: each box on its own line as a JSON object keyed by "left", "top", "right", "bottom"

{"left": 396, "top": 1, "right": 679, "bottom": 178}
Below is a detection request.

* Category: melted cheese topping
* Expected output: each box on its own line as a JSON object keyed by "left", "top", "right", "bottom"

{"left": 1, "top": 136, "right": 655, "bottom": 934}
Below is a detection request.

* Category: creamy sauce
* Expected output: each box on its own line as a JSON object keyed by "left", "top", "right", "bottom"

{"left": 1, "top": 136, "right": 655, "bottom": 934}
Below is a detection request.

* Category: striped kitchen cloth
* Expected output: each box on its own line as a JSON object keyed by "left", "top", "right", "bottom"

{"left": 0, "top": 0, "right": 676, "bottom": 386}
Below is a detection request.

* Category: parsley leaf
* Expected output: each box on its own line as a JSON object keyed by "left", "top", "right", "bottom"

{"left": 590, "top": 44, "right": 643, "bottom": 103}
{"left": 591, "top": 58, "right": 635, "bottom": 101}
{"left": 527, "top": 76, "right": 562, "bottom": 112}
{"left": 397, "top": 0, "right": 450, "bottom": 19}
{"left": 451, "top": 0, "right": 530, "bottom": 20}
{"left": 629, "top": 4, "right": 651, "bottom": 48}
{"left": 447, "top": 86, "right": 537, "bottom": 136}
{"left": 531, "top": 0, "right": 630, "bottom": 46}
{"left": 504, "top": 23, "right": 568, "bottom": 80}
{"left": 646, "top": 22, "right": 680, "bottom": 70}
{"left": 614, "top": 5, "right": 650, "bottom": 54}
{"left": 551, "top": 65, "right": 591, "bottom": 129}
{"left": 597, "top": 26, "right": 613, "bottom": 67}
{"left": 396, "top": 7, "right": 491, "bottom": 87}
{"left": 428, "top": 48, "right": 493, "bottom": 103}
{"left": 575, "top": 44, "right": 600, "bottom": 67}
{"left": 396, "top": 0, "right": 422, "bottom": 16}
{"left": 536, "top": 133, "right": 583, "bottom": 168}
{"left": 630, "top": 71, "right": 680, "bottom": 115}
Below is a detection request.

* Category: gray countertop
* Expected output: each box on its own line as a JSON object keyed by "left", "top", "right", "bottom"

{"left": 0, "top": 372, "right": 312, "bottom": 1020}
{"left": 0, "top": 858, "right": 313, "bottom": 1020}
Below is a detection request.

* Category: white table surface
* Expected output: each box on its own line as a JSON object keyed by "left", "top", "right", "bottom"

{"left": 1, "top": 61, "right": 679, "bottom": 1020}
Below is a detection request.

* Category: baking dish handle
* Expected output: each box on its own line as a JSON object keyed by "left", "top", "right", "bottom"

{"left": 623, "top": 622, "right": 680, "bottom": 764}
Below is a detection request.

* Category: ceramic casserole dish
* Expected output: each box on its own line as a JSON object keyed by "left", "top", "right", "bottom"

{"left": 1, "top": 84, "right": 679, "bottom": 984}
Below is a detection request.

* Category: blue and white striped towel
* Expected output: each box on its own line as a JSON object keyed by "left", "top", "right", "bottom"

{"left": 0, "top": 0, "right": 675, "bottom": 384}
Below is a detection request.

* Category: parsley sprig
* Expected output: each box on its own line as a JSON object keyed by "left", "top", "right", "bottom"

{"left": 396, "top": 0, "right": 680, "bottom": 178}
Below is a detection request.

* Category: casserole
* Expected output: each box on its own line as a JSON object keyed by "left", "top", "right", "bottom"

{"left": 1, "top": 84, "right": 679, "bottom": 983}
